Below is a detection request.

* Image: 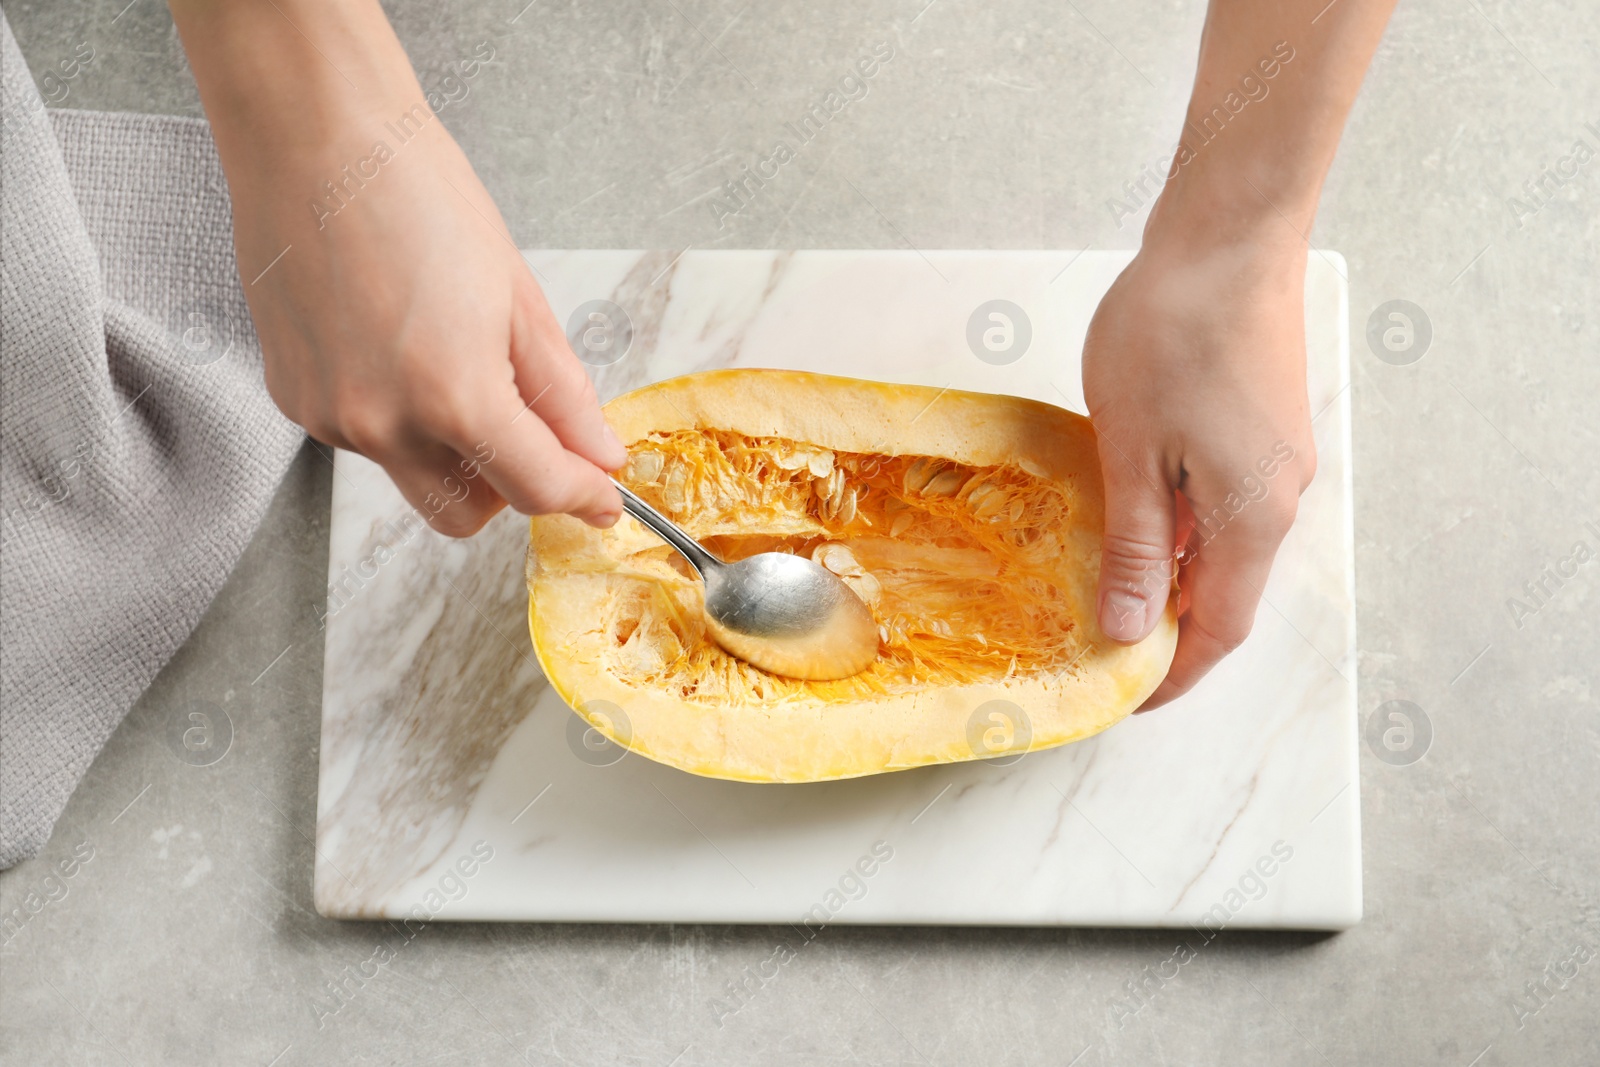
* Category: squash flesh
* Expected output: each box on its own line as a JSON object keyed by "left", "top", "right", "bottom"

{"left": 600, "top": 429, "right": 1085, "bottom": 702}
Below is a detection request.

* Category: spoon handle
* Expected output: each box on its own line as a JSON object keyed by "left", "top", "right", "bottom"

{"left": 609, "top": 477, "right": 721, "bottom": 578}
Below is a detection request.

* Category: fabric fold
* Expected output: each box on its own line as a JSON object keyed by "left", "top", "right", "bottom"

{"left": 1, "top": 14, "right": 304, "bottom": 867}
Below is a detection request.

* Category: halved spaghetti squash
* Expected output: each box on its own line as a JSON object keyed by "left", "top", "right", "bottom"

{"left": 526, "top": 369, "right": 1176, "bottom": 782}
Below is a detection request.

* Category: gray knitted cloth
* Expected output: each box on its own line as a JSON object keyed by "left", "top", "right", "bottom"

{"left": 1, "top": 16, "right": 303, "bottom": 867}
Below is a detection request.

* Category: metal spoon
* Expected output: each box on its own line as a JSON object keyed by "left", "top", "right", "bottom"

{"left": 610, "top": 478, "right": 879, "bottom": 681}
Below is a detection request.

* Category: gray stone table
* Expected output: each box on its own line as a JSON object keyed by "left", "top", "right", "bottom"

{"left": 3, "top": 1, "right": 1596, "bottom": 1064}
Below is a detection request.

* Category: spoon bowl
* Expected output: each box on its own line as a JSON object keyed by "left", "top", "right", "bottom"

{"left": 611, "top": 478, "right": 879, "bottom": 680}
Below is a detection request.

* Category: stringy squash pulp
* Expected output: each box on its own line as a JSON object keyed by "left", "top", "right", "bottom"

{"left": 526, "top": 370, "right": 1177, "bottom": 782}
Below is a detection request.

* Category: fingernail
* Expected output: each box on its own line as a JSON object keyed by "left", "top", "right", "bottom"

{"left": 586, "top": 509, "right": 621, "bottom": 530}
{"left": 1100, "top": 589, "right": 1148, "bottom": 642}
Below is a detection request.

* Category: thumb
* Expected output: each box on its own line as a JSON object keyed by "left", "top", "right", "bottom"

{"left": 1095, "top": 434, "right": 1177, "bottom": 643}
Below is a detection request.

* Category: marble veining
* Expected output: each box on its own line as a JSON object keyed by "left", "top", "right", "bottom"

{"left": 316, "top": 250, "right": 1359, "bottom": 928}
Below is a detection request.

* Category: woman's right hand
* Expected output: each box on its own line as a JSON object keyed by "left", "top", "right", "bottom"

{"left": 170, "top": 0, "right": 623, "bottom": 536}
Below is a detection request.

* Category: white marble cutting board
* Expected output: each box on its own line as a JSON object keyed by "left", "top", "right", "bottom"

{"left": 314, "top": 250, "right": 1359, "bottom": 929}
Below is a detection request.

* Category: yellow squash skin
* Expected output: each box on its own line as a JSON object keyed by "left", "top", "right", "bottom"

{"left": 527, "top": 369, "right": 1177, "bottom": 783}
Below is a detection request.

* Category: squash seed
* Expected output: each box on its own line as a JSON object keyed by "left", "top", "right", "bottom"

{"left": 903, "top": 458, "right": 934, "bottom": 494}
{"left": 844, "top": 570, "right": 881, "bottom": 607}
{"left": 826, "top": 469, "right": 847, "bottom": 517}
{"left": 662, "top": 461, "right": 689, "bottom": 513}
{"left": 973, "top": 489, "right": 1007, "bottom": 520}
{"left": 814, "top": 543, "right": 862, "bottom": 576}
{"left": 811, "top": 475, "right": 832, "bottom": 518}
{"left": 629, "top": 451, "right": 665, "bottom": 484}
{"left": 837, "top": 487, "right": 858, "bottom": 525}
